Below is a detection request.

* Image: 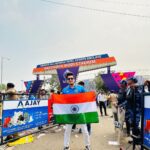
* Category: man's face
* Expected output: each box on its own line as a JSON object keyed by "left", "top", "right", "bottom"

{"left": 120, "top": 84, "right": 126, "bottom": 89}
{"left": 67, "top": 75, "right": 75, "bottom": 86}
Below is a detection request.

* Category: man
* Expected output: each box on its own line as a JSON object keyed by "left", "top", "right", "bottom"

{"left": 117, "top": 80, "right": 127, "bottom": 130}
{"left": 97, "top": 91, "right": 108, "bottom": 116}
{"left": 62, "top": 72, "right": 90, "bottom": 150}
{"left": 125, "top": 77, "right": 141, "bottom": 137}
{"left": 5, "top": 83, "right": 19, "bottom": 141}
{"left": 108, "top": 90, "right": 118, "bottom": 128}
{"left": 77, "top": 81, "right": 91, "bottom": 135}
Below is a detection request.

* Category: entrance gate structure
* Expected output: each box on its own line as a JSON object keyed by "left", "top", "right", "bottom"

{"left": 32, "top": 54, "right": 117, "bottom": 89}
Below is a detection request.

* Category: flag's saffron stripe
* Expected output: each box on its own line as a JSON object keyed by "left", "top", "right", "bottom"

{"left": 53, "top": 102, "right": 97, "bottom": 115}
{"left": 52, "top": 91, "right": 96, "bottom": 104}
{"left": 54, "top": 112, "right": 99, "bottom": 124}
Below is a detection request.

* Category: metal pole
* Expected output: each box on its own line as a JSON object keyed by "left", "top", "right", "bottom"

{"left": 0, "top": 57, "right": 10, "bottom": 85}
{"left": 21, "top": 80, "right": 24, "bottom": 91}
{"left": 1, "top": 57, "right": 3, "bottom": 85}
{"left": 141, "top": 91, "right": 144, "bottom": 150}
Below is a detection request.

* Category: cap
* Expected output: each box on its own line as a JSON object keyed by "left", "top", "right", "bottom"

{"left": 127, "top": 77, "right": 138, "bottom": 83}
{"left": 120, "top": 80, "right": 127, "bottom": 85}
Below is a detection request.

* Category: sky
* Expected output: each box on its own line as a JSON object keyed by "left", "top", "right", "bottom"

{"left": 0, "top": 0, "right": 150, "bottom": 90}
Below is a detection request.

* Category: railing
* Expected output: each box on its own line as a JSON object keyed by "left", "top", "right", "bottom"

{"left": 141, "top": 92, "right": 150, "bottom": 150}
{"left": 0, "top": 93, "right": 58, "bottom": 146}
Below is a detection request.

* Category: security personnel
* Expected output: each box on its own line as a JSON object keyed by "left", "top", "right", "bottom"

{"left": 125, "top": 77, "right": 141, "bottom": 136}
{"left": 118, "top": 80, "right": 127, "bottom": 107}
{"left": 117, "top": 80, "right": 127, "bottom": 130}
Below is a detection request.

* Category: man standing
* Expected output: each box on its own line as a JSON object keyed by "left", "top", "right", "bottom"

{"left": 117, "top": 80, "right": 127, "bottom": 130}
{"left": 108, "top": 91, "right": 118, "bottom": 122}
{"left": 125, "top": 77, "right": 141, "bottom": 136}
{"left": 62, "top": 72, "right": 90, "bottom": 150}
{"left": 5, "top": 83, "right": 19, "bottom": 141}
{"left": 97, "top": 91, "right": 108, "bottom": 116}
{"left": 77, "top": 81, "right": 91, "bottom": 135}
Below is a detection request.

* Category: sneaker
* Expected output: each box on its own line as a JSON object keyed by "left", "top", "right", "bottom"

{"left": 85, "top": 145, "right": 91, "bottom": 150}
{"left": 63, "top": 146, "right": 70, "bottom": 150}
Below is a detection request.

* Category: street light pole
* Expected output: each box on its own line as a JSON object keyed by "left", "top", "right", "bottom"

{"left": 21, "top": 80, "right": 24, "bottom": 91}
{"left": 1, "top": 57, "right": 3, "bottom": 85}
{"left": 0, "top": 57, "right": 10, "bottom": 85}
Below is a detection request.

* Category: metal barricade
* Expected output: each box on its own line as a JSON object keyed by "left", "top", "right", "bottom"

{"left": 0, "top": 93, "right": 58, "bottom": 146}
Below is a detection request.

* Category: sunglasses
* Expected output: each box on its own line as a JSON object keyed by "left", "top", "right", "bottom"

{"left": 67, "top": 78, "right": 74, "bottom": 80}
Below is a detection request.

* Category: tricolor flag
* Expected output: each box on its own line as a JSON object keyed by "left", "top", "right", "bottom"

{"left": 52, "top": 91, "right": 99, "bottom": 124}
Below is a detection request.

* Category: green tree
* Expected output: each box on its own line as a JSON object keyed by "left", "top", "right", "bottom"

{"left": 49, "top": 75, "right": 61, "bottom": 91}
{"left": 94, "top": 72, "right": 108, "bottom": 92}
{"left": 0, "top": 84, "right": 6, "bottom": 91}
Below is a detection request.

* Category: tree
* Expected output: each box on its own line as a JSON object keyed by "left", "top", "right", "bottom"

{"left": 94, "top": 72, "right": 108, "bottom": 92}
{"left": 0, "top": 84, "right": 6, "bottom": 91}
{"left": 48, "top": 75, "right": 61, "bottom": 91}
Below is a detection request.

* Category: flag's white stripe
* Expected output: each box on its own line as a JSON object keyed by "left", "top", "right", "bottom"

{"left": 53, "top": 101, "right": 97, "bottom": 115}
{"left": 3, "top": 100, "right": 48, "bottom": 110}
{"left": 145, "top": 96, "right": 150, "bottom": 108}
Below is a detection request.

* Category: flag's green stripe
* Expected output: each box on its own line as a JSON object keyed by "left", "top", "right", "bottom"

{"left": 54, "top": 112, "right": 99, "bottom": 124}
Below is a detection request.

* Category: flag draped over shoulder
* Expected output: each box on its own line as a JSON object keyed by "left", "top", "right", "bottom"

{"left": 52, "top": 91, "right": 99, "bottom": 124}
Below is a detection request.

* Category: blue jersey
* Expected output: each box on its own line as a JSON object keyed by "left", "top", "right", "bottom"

{"left": 62, "top": 85, "right": 85, "bottom": 94}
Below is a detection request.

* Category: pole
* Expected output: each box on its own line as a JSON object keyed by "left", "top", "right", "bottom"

{"left": 21, "top": 80, "right": 24, "bottom": 91}
{"left": 1, "top": 57, "right": 3, "bottom": 85}
{"left": 0, "top": 57, "right": 10, "bottom": 85}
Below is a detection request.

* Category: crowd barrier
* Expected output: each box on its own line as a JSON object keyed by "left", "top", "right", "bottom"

{"left": 0, "top": 93, "right": 57, "bottom": 146}
{"left": 1, "top": 92, "right": 150, "bottom": 149}
{"left": 141, "top": 93, "right": 150, "bottom": 150}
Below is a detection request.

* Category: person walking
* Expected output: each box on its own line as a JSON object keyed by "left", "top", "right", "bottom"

{"left": 62, "top": 72, "right": 90, "bottom": 150}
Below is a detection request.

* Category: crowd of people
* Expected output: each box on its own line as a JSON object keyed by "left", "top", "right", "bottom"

{"left": 96, "top": 78, "right": 150, "bottom": 145}
{"left": 0, "top": 76, "right": 150, "bottom": 150}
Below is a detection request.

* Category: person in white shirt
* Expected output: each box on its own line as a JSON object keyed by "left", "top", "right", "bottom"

{"left": 97, "top": 91, "right": 108, "bottom": 116}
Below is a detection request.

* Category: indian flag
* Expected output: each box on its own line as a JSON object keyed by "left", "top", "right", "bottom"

{"left": 52, "top": 91, "right": 99, "bottom": 124}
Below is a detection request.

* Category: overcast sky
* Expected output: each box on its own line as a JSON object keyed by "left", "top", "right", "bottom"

{"left": 0, "top": 0, "right": 150, "bottom": 90}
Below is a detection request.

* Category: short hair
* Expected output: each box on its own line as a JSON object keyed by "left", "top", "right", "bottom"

{"left": 78, "top": 81, "right": 85, "bottom": 86}
{"left": 110, "top": 90, "right": 115, "bottom": 93}
{"left": 7, "top": 83, "right": 15, "bottom": 88}
{"left": 50, "top": 89, "right": 55, "bottom": 93}
{"left": 57, "top": 91, "right": 60, "bottom": 94}
{"left": 65, "top": 72, "right": 74, "bottom": 78}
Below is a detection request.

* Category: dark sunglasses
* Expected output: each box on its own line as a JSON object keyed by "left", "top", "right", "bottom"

{"left": 67, "top": 78, "right": 74, "bottom": 80}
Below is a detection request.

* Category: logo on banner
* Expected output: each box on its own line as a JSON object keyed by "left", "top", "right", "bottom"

{"left": 17, "top": 100, "right": 41, "bottom": 108}
{"left": 57, "top": 67, "right": 79, "bottom": 89}
{"left": 63, "top": 69, "right": 71, "bottom": 84}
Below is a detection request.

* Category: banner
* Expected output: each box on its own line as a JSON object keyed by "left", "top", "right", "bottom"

{"left": 101, "top": 74, "right": 119, "bottom": 92}
{"left": 57, "top": 67, "right": 79, "bottom": 89}
{"left": 101, "top": 72, "right": 135, "bottom": 92}
{"left": 143, "top": 95, "right": 150, "bottom": 148}
{"left": 24, "top": 81, "right": 33, "bottom": 93}
{"left": 2, "top": 99, "right": 49, "bottom": 136}
{"left": 24, "top": 80, "right": 44, "bottom": 94}
{"left": 112, "top": 72, "right": 135, "bottom": 87}
{"left": 37, "top": 54, "right": 109, "bottom": 68}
